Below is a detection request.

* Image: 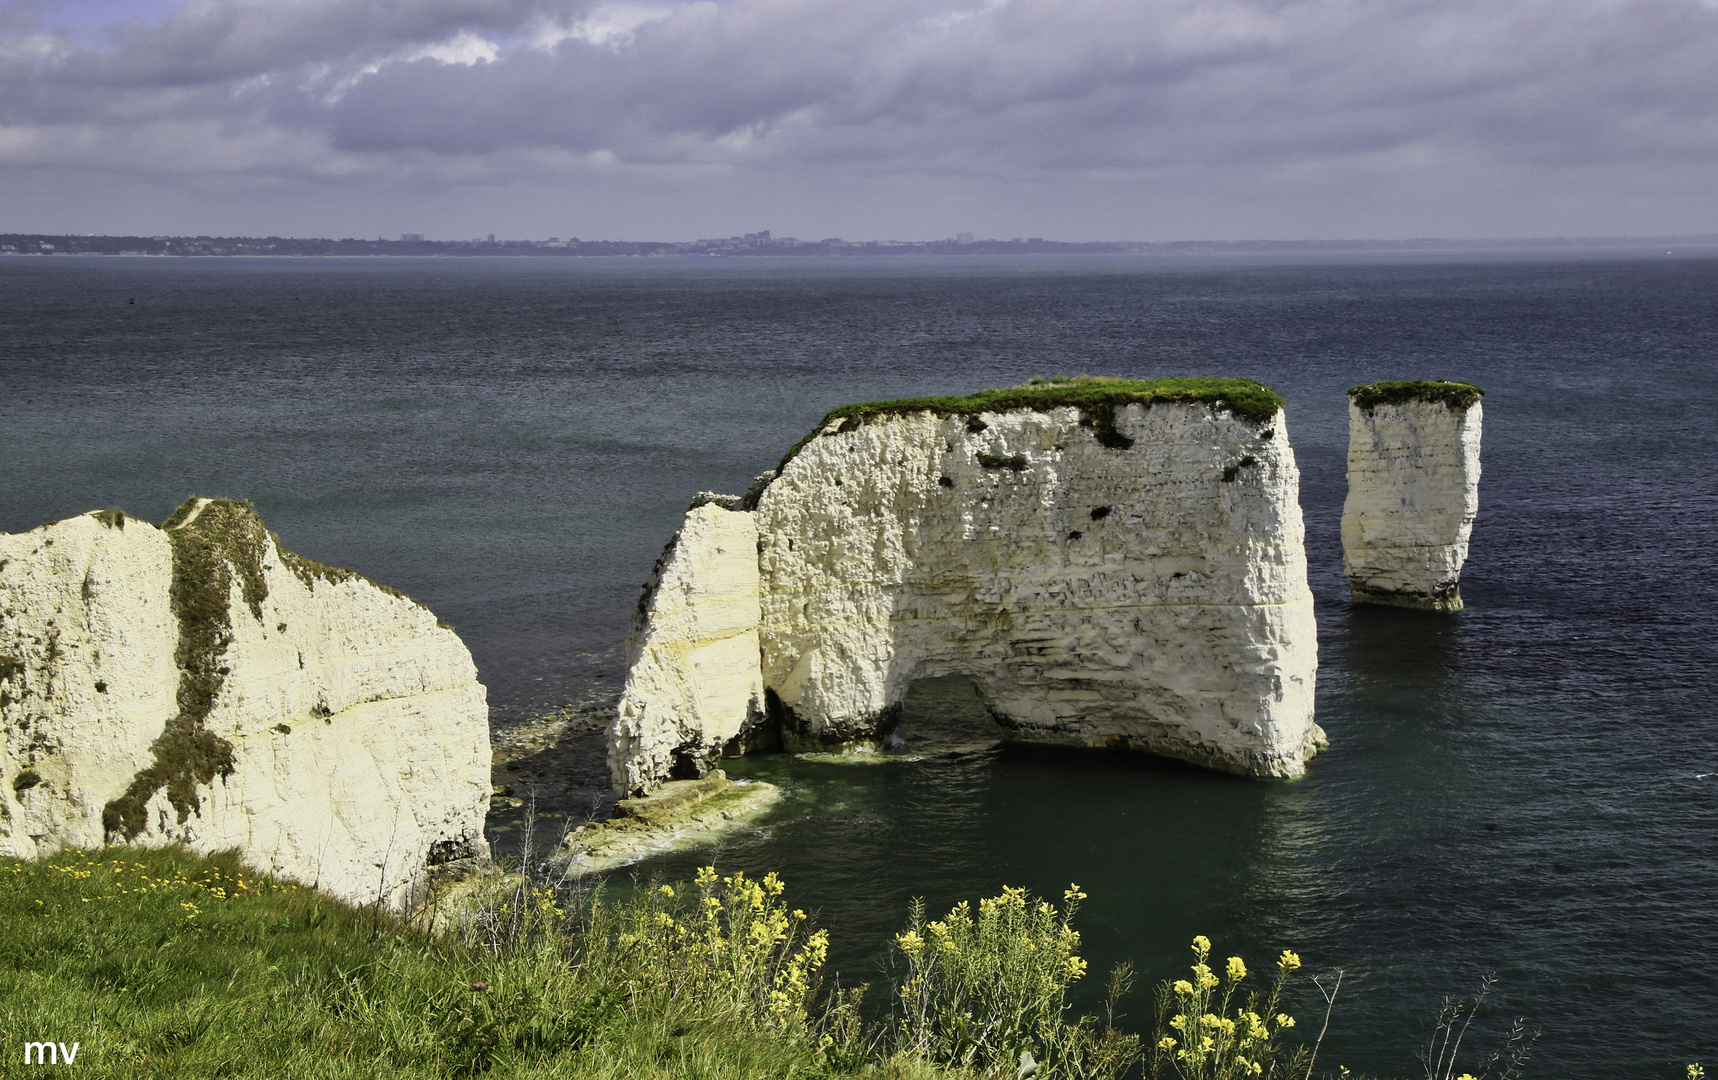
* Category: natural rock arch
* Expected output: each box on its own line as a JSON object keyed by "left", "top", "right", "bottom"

{"left": 610, "top": 378, "right": 1323, "bottom": 795}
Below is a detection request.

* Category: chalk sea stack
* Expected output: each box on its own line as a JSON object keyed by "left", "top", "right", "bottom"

{"left": 0, "top": 499, "right": 490, "bottom": 909}
{"left": 610, "top": 377, "right": 1323, "bottom": 795}
{"left": 1341, "top": 380, "right": 1484, "bottom": 612}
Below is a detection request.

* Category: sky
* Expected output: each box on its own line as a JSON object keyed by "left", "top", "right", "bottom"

{"left": 2, "top": 0, "right": 1717, "bottom": 241}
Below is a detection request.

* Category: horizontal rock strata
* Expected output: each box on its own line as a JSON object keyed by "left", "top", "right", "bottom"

{"left": 0, "top": 499, "right": 490, "bottom": 908}
{"left": 612, "top": 378, "right": 1323, "bottom": 792}
{"left": 1342, "top": 381, "right": 1484, "bottom": 611}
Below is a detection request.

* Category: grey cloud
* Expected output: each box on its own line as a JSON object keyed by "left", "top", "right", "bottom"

{"left": 3, "top": 0, "right": 1718, "bottom": 237}
{"left": 307, "top": 0, "right": 1718, "bottom": 174}
{"left": 18, "top": 0, "right": 574, "bottom": 90}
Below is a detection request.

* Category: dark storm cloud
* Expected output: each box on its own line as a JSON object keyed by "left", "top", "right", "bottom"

{"left": 3, "top": 0, "right": 1718, "bottom": 236}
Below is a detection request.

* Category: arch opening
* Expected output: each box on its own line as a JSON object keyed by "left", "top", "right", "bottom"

{"left": 888, "top": 674, "right": 1006, "bottom": 756}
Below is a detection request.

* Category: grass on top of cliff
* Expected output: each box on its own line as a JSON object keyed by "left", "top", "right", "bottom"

{"left": 777, "top": 376, "right": 1285, "bottom": 469}
{"left": 1348, "top": 380, "right": 1484, "bottom": 412}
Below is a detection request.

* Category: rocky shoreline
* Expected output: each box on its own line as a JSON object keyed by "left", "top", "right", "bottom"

{"left": 487, "top": 699, "right": 780, "bottom": 875}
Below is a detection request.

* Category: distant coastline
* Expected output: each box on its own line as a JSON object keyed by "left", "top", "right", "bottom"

{"left": 4, "top": 231, "right": 1718, "bottom": 259}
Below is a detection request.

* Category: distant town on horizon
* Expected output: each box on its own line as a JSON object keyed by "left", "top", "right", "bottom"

{"left": 4, "top": 230, "right": 1717, "bottom": 259}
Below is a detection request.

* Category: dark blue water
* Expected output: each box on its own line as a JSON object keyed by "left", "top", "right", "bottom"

{"left": 2, "top": 254, "right": 1714, "bottom": 1077}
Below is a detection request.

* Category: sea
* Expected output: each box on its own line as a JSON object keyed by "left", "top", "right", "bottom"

{"left": 2, "top": 250, "right": 1714, "bottom": 1078}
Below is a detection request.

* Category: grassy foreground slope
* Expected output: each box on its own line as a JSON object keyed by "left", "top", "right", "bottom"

{"left": 1, "top": 846, "right": 939, "bottom": 1079}
{"left": 3, "top": 846, "right": 1608, "bottom": 1079}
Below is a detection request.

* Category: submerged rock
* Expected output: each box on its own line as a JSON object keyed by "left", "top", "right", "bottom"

{"left": 560, "top": 771, "right": 781, "bottom": 876}
{"left": 1342, "top": 381, "right": 1484, "bottom": 612}
{"left": 0, "top": 499, "right": 490, "bottom": 909}
{"left": 611, "top": 377, "right": 1323, "bottom": 794}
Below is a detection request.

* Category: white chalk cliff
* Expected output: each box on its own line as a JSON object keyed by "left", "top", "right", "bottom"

{"left": 1341, "top": 382, "right": 1484, "bottom": 611}
{"left": 0, "top": 499, "right": 490, "bottom": 909}
{"left": 610, "top": 499, "right": 764, "bottom": 794}
{"left": 611, "top": 380, "right": 1323, "bottom": 794}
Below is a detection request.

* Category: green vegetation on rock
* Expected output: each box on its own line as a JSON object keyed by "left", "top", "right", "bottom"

{"left": 102, "top": 499, "right": 261, "bottom": 840}
{"left": 275, "top": 535, "right": 427, "bottom": 610}
{"left": 98, "top": 499, "right": 443, "bottom": 842}
{"left": 779, "top": 376, "right": 1286, "bottom": 469}
{"left": 1348, "top": 380, "right": 1484, "bottom": 412}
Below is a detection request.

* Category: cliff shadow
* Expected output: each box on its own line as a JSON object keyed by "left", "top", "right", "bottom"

{"left": 1324, "top": 602, "right": 1470, "bottom": 728}
{"left": 1331, "top": 603, "right": 1464, "bottom": 691}
{"left": 886, "top": 674, "right": 1008, "bottom": 757}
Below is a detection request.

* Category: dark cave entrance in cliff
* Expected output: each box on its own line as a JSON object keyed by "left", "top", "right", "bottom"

{"left": 890, "top": 675, "right": 1007, "bottom": 755}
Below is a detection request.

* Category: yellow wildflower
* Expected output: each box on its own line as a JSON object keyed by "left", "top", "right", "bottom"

{"left": 1227, "top": 956, "right": 1247, "bottom": 982}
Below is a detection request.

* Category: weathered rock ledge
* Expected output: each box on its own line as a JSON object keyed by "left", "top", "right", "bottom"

{"left": 0, "top": 499, "right": 491, "bottom": 909}
{"left": 611, "top": 377, "right": 1323, "bottom": 795}
{"left": 559, "top": 771, "right": 780, "bottom": 876}
{"left": 1342, "top": 381, "right": 1484, "bottom": 611}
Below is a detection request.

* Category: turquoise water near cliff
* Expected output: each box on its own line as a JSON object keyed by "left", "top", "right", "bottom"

{"left": 2, "top": 252, "right": 1715, "bottom": 1076}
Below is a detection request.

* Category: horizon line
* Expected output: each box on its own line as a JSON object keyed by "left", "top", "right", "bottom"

{"left": 5, "top": 230, "right": 1718, "bottom": 254}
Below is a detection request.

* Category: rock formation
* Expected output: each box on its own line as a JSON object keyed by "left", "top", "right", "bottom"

{"left": 0, "top": 499, "right": 491, "bottom": 909}
{"left": 1341, "top": 381, "right": 1484, "bottom": 611}
{"left": 610, "top": 499, "right": 764, "bottom": 793}
{"left": 611, "top": 377, "right": 1323, "bottom": 794}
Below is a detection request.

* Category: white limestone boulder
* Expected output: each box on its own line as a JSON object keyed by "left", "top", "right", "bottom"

{"left": 0, "top": 499, "right": 490, "bottom": 909}
{"left": 1341, "top": 382, "right": 1484, "bottom": 611}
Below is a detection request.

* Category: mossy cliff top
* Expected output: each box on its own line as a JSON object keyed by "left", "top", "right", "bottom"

{"left": 779, "top": 375, "right": 1285, "bottom": 468}
{"left": 1349, "top": 380, "right": 1484, "bottom": 413}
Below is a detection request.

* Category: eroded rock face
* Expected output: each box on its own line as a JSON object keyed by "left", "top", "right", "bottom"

{"left": 1342, "top": 386, "right": 1484, "bottom": 611}
{"left": 610, "top": 502, "right": 764, "bottom": 795}
{"left": 612, "top": 397, "right": 1322, "bottom": 791}
{"left": 0, "top": 500, "right": 490, "bottom": 909}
